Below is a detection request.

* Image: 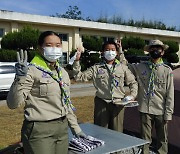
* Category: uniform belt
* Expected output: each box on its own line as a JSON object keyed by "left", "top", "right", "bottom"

{"left": 46, "top": 116, "right": 66, "bottom": 122}
{"left": 25, "top": 116, "right": 66, "bottom": 122}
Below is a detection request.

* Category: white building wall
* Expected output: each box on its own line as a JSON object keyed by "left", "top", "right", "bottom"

{"left": 0, "top": 10, "right": 180, "bottom": 63}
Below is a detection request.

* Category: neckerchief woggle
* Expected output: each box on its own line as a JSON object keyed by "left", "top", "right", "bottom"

{"left": 145, "top": 58, "right": 164, "bottom": 96}
{"left": 104, "top": 59, "right": 120, "bottom": 101}
{"left": 30, "top": 53, "right": 76, "bottom": 110}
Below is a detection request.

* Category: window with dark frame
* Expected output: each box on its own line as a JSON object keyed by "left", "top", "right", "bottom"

{"left": 59, "top": 52, "right": 67, "bottom": 65}
{"left": 0, "top": 28, "right": 4, "bottom": 37}
{"left": 58, "top": 33, "right": 68, "bottom": 41}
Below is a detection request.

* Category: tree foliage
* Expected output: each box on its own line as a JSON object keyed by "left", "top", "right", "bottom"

{"left": 0, "top": 49, "right": 17, "bottom": 62}
{"left": 1, "top": 31, "right": 19, "bottom": 50}
{"left": 0, "top": 48, "right": 36, "bottom": 62}
{"left": 122, "top": 36, "right": 146, "bottom": 50}
{"left": 1, "top": 26, "right": 40, "bottom": 51}
{"left": 163, "top": 41, "right": 179, "bottom": 63}
{"left": 82, "top": 36, "right": 103, "bottom": 51}
{"left": 51, "top": 5, "right": 179, "bottom": 31}
{"left": 97, "top": 15, "right": 178, "bottom": 32}
{"left": 51, "top": 6, "right": 83, "bottom": 20}
{"left": 125, "top": 48, "right": 145, "bottom": 56}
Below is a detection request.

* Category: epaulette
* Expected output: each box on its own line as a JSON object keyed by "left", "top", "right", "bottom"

{"left": 161, "top": 63, "right": 172, "bottom": 70}
{"left": 116, "top": 63, "right": 121, "bottom": 67}
{"left": 97, "top": 62, "right": 104, "bottom": 66}
{"left": 28, "top": 63, "right": 33, "bottom": 67}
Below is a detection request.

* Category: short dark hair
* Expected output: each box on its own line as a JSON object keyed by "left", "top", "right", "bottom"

{"left": 102, "top": 40, "right": 118, "bottom": 51}
{"left": 38, "top": 31, "right": 61, "bottom": 46}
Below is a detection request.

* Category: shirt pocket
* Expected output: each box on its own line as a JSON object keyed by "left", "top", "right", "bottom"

{"left": 39, "top": 78, "right": 56, "bottom": 96}
{"left": 96, "top": 74, "right": 107, "bottom": 85}
{"left": 155, "top": 78, "right": 166, "bottom": 90}
{"left": 139, "top": 74, "right": 149, "bottom": 87}
{"left": 114, "top": 73, "right": 124, "bottom": 86}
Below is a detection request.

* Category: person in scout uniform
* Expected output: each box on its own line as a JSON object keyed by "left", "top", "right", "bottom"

{"left": 7, "top": 31, "right": 85, "bottom": 154}
{"left": 129, "top": 40, "right": 174, "bottom": 154}
{"left": 72, "top": 40, "right": 138, "bottom": 132}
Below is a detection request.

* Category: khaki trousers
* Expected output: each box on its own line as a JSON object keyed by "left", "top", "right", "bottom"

{"left": 140, "top": 112, "right": 168, "bottom": 154}
{"left": 94, "top": 96, "right": 125, "bottom": 132}
{"left": 21, "top": 117, "right": 68, "bottom": 154}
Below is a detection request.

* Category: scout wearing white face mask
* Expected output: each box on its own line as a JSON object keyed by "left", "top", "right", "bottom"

{"left": 43, "top": 47, "right": 63, "bottom": 62}
{"left": 104, "top": 50, "right": 117, "bottom": 61}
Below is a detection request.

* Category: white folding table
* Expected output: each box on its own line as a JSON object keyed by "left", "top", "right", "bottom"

{"left": 68, "top": 123, "right": 149, "bottom": 154}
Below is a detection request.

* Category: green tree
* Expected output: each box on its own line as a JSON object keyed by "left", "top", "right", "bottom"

{"left": 1, "top": 26, "right": 40, "bottom": 51}
{"left": 82, "top": 35, "right": 103, "bottom": 51}
{"left": 17, "top": 26, "right": 40, "bottom": 50}
{"left": 125, "top": 48, "right": 145, "bottom": 56}
{"left": 163, "top": 41, "right": 179, "bottom": 63}
{"left": 1, "top": 31, "right": 19, "bottom": 50}
{"left": 96, "top": 14, "right": 178, "bottom": 31}
{"left": 122, "top": 36, "right": 146, "bottom": 50}
{"left": 52, "top": 6, "right": 83, "bottom": 20}
{"left": 0, "top": 49, "right": 17, "bottom": 62}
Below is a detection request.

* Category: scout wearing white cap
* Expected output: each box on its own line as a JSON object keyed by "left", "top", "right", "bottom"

{"left": 144, "top": 39, "right": 169, "bottom": 51}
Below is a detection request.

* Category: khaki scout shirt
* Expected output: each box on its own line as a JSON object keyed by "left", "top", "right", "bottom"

{"left": 73, "top": 61, "right": 138, "bottom": 104}
{"left": 129, "top": 63, "right": 174, "bottom": 120}
{"left": 7, "top": 64, "right": 81, "bottom": 134}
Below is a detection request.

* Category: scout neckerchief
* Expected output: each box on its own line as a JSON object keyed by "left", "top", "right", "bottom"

{"left": 145, "top": 58, "right": 164, "bottom": 96}
{"left": 104, "top": 59, "right": 119, "bottom": 101}
{"left": 30, "top": 53, "right": 75, "bottom": 110}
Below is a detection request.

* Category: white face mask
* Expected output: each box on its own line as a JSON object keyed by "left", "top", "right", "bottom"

{"left": 43, "top": 47, "right": 63, "bottom": 62}
{"left": 104, "top": 50, "right": 117, "bottom": 61}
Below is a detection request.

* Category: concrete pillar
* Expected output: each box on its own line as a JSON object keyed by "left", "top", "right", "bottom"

{"left": 73, "top": 28, "right": 83, "bottom": 49}
{"left": 177, "top": 42, "right": 180, "bottom": 64}
{"left": 11, "top": 22, "right": 18, "bottom": 32}
{"left": 115, "top": 33, "right": 123, "bottom": 41}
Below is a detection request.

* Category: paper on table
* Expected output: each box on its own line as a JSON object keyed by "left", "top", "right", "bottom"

{"left": 69, "top": 52, "right": 77, "bottom": 65}
{"left": 124, "top": 101, "right": 139, "bottom": 108}
{"left": 115, "top": 101, "right": 138, "bottom": 107}
{"left": 69, "top": 135, "right": 105, "bottom": 153}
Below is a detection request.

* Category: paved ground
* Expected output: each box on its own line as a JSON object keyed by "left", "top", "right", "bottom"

{"left": 0, "top": 99, "right": 7, "bottom": 106}
{"left": 0, "top": 83, "right": 96, "bottom": 106}
{"left": 0, "top": 83, "right": 131, "bottom": 106}
{"left": 70, "top": 83, "right": 95, "bottom": 97}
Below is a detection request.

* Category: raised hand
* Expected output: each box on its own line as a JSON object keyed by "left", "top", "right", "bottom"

{"left": 15, "top": 50, "right": 28, "bottom": 76}
{"left": 123, "top": 95, "right": 134, "bottom": 102}
{"left": 75, "top": 46, "right": 84, "bottom": 61}
{"left": 75, "top": 50, "right": 82, "bottom": 61}
{"left": 115, "top": 39, "right": 122, "bottom": 49}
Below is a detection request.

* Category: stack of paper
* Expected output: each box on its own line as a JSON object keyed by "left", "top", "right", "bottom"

{"left": 115, "top": 101, "right": 139, "bottom": 108}
{"left": 69, "top": 135, "right": 105, "bottom": 153}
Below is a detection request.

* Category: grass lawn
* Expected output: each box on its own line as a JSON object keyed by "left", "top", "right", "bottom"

{"left": 0, "top": 96, "right": 94, "bottom": 149}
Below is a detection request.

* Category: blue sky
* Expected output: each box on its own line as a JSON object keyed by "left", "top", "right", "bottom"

{"left": 0, "top": 0, "right": 179, "bottom": 29}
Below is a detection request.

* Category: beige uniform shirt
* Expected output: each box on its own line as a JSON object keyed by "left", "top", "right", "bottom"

{"left": 129, "top": 63, "right": 174, "bottom": 120}
{"left": 73, "top": 61, "right": 138, "bottom": 104}
{"left": 7, "top": 64, "right": 81, "bottom": 134}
